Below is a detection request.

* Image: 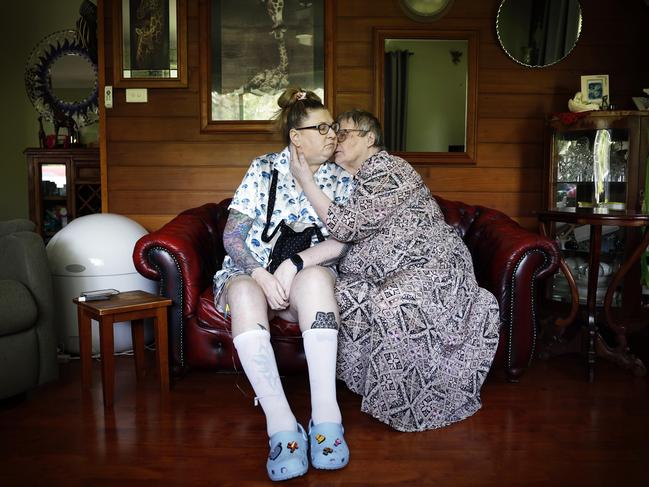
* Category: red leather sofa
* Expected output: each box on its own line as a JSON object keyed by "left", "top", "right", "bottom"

{"left": 133, "top": 197, "right": 560, "bottom": 382}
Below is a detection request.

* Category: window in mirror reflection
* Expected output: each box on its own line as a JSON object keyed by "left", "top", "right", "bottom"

{"left": 496, "top": 0, "right": 582, "bottom": 67}
{"left": 210, "top": 0, "right": 324, "bottom": 121}
{"left": 384, "top": 39, "right": 467, "bottom": 153}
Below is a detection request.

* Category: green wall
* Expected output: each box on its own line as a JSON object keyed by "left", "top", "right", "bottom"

{"left": 0, "top": 0, "right": 98, "bottom": 220}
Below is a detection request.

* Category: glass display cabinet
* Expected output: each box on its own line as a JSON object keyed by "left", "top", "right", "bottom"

{"left": 546, "top": 111, "right": 649, "bottom": 213}
{"left": 545, "top": 111, "right": 649, "bottom": 306}
{"left": 26, "top": 148, "right": 101, "bottom": 241}
{"left": 541, "top": 111, "right": 649, "bottom": 379}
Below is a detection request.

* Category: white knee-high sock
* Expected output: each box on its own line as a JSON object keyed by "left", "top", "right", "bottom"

{"left": 233, "top": 329, "right": 297, "bottom": 437}
{"left": 302, "top": 328, "right": 342, "bottom": 425}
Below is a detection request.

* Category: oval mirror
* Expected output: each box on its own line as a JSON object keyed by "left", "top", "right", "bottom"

{"left": 25, "top": 30, "right": 99, "bottom": 128}
{"left": 496, "top": 0, "right": 582, "bottom": 67}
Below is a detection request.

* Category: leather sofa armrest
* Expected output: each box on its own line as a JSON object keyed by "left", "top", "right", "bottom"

{"left": 464, "top": 209, "right": 560, "bottom": 379}
{"left": 133, "top": 201, "right": 231, "bottom": 370}
{"left": 464, "top": 209, "right": 560, "bottom": 302}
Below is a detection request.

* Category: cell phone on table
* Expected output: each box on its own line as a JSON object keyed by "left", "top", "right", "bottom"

{"left": 79, "top": 288, "right": 120, "bottom": 301}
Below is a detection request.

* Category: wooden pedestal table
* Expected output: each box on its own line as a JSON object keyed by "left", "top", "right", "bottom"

{"left": 538, "top": 207, "right": 649, "bottom": 381}
{"left": 74, "top": 290, "right": 173, "bottom": 408}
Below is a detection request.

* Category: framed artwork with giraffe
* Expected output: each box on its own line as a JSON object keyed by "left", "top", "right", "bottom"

{"left": 200, "top": 0, "right": 332, "bottom": 132}
{"left": 112, "top": 0, "right": 188, "bottom": 88}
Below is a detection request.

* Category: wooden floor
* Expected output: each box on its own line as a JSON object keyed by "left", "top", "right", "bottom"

{"left": 1, "top": 353, "right": 648, "bottom": 486}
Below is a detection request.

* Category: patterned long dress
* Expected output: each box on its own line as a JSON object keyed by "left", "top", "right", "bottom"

{"left": 327, "top": 150, "right": 501, "bottom": 432}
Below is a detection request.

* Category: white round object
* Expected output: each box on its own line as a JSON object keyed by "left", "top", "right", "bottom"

{"left": 47, "top": 213, "right": 148, "bottom": 277}
{"left": 47, "top": 213, "right": 157, "bottom": 354}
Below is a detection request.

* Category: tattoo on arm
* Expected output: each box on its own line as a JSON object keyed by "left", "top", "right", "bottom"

{"left": 320, "top": 243, "right": 351, "bottom": 267}
{"left": 311, "top": 311, "right": 338, "bottom": 330}
{"left": 223, "top": 210, "right": 262, "bottom": 274}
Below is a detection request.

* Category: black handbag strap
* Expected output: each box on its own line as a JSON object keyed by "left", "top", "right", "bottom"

{"left": 261, "top": 169, "right": 281, "bottom": 243}
{"left": 260, "top": 166, "right": 325, "bottom": 243}
{"left": 313, "top": 223, "right": 325, "bottom": 242}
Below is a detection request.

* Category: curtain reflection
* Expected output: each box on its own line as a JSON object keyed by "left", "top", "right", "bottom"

{"left": 384, "top": 50, "right": 412, "bottom": 152}
{"left": 497, "top": 0, "right": 582, "bottom": 67}
{"left": 533, "top": 0, "right": 581, "bottom": 65}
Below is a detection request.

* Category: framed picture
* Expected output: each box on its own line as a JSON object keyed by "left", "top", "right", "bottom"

{"left": 580, "top": 74, "right": 609, "bottom": 105}
{"left": 200, "top": 0, "right": 331, "bottom": 132}
{"left": 113, "top": 0, "right": 187, "bottom": 88}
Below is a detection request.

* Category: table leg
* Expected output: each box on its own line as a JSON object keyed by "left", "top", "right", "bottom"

{"left": 586, "top": 224, "right": 603, "bottom": 382}
{"left": 131, "top": 319, "right": 146, "bottom": 381}
{"left": 77, "top": 306, "right": 92, "bottom": 388}
{"left": 99, "top": 316, "right": 115, "bottom": 408}
{"left": 539, "top": 221, "right": 580, "bottom": 329}
{"left": 154, "top": 307, "right": 170, "bottom": 394}
{"left": 599, "top": 229, "right": 649, "bottom": 377}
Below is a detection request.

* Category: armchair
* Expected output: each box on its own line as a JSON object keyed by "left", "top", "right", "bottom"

{"left": 133, "top": 197, "right": 560, "bottom": 382}
{"left": 0, "top": 219, "right": 58, "bottom": 400}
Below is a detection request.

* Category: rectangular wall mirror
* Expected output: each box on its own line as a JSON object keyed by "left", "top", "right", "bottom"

{"left": 374, "top": 29, "right": 478, "bottom": 165}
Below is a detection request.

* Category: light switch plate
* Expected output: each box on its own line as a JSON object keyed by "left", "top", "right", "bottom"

{"left": 104, "top": 86, "right": 113, "bottom": 108}
{"left": 126, "top": 88, "right": 148, "bottom": 103}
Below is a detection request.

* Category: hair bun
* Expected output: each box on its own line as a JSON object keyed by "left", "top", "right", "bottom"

{"left": 277, "top": 87, "right": 304, "bottom": 109}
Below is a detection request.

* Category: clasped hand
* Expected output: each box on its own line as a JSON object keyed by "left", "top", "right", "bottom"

{"left": 251, "top": 261, "right": 297, "bottom": 310}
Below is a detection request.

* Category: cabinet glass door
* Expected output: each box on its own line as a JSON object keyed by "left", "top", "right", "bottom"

{"left": 553, "top": 128, "right": 629, "bottom": 210}
{"left": 40, "top": 163, "right": 69, "bottom": 236}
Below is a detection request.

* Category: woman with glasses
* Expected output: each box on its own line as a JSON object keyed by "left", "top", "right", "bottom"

{"left": 278, "top": 109, "right": 501, "bottom": 432}
{"left": 213, "top": 88, "right": 351, "bottom": 481}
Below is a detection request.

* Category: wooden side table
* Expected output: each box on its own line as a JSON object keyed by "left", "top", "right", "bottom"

{"left": 538, "top": 207, "right": 649, "bottom": 381}
{"left": 74, "top": 290, "right": 173, "bottom": 408}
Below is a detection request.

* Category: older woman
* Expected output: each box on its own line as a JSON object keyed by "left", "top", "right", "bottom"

{"left": 279, "top": 109, "right": 501, "bottom": 432}
{"left": 214, "top": 88, "right": 351, "bottom": 480}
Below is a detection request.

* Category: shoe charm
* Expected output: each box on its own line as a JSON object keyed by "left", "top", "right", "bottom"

{"left": 287, "top": 441, "right": 299, "bottom": 453}
{"left": 323, "top": 447, "right": 334, "bottom": 456}
{"left": 315, "top": 434, "right": 326, "bottom": 444}
{"left": 269, "top": 443, "right": 282, "bottom": 460}
{"left": 334, "top": 438, "right": 341, "bottom": 447}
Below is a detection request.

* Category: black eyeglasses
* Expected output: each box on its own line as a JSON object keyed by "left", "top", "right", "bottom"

{"left": 336, "top": 128, "right": 367, "bottom": 142}
{"left": 295, "top": 122, "right": 339, "bottom": 135}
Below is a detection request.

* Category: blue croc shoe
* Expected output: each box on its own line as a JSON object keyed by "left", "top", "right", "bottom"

{"left": 266, "top": 423, "right": 309, "bottom": 481}
{"left": 308, "top": 420, "right": 350, "bottom": 470}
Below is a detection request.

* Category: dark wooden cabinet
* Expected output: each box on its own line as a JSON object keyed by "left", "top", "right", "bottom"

{"left": 25, "top": 148, "right": 101, "bottom": 240}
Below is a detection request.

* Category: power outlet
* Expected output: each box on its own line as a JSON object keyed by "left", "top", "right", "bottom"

{"left": 126, "top": 88, "right": 148, "bottom": 103}
{"left": 104, "top": 85, "right": 113, "bottom": 108}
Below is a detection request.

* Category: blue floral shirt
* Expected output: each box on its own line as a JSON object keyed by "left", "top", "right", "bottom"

{"left": 213, "top": 147, "right": 353, "bottom": 297}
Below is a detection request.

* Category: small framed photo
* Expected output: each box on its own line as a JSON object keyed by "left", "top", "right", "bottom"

{"left": 580, "top": 74, "right": 609, "bottom": 104}
{"left": 113, "top": 0, "right": 187, "bottom": 88}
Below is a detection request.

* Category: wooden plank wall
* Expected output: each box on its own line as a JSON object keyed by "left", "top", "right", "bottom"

{"left": 103, "top": 0, "right": 648, "bottom": 232}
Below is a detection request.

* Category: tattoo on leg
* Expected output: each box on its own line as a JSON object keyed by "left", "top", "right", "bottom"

{"left": 311, "top": 311, "right": 338, "bottom": 330}
{"left": 257, "top": 323, "right": 267, "bottom": 331}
